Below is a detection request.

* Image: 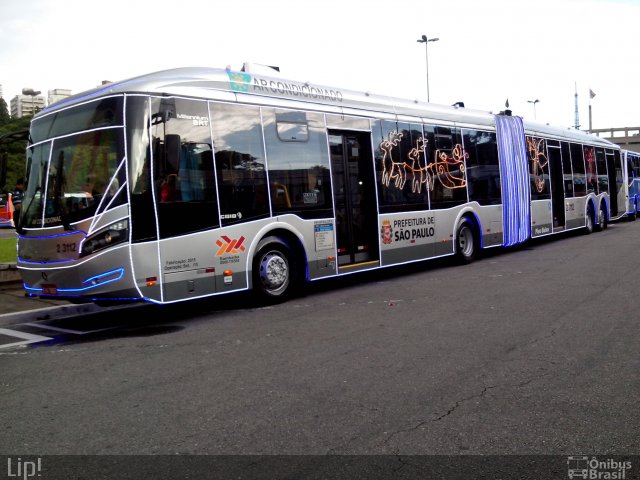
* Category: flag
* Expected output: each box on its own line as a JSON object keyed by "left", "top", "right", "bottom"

{"left": 589, "top": 89, "right": 596, "bottom": 99}
{"left": 505, "top": 98, "right": 510, "bottom": 108}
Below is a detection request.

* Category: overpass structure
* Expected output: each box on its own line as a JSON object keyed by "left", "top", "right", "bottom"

{"left": 590, "top": 126, "right": 640, "bottom": 153}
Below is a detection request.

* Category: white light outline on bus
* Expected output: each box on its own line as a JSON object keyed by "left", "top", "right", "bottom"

{"left": 324, "top": 117, "right": 340, "bottom": 276}
{"left": 35, "top": 94, "right": 125, "bottom": 125}
{"left": 27, "top": 124, "right": 124, "bottom": 231}
{"left": 120, "top": 94, "right": 147, "bottom": 301}
{"left": 87, "top": 156, "right": 127, "bottom": 235}
{"left": 145, "top": 95, "right": 164, "bottom": 303}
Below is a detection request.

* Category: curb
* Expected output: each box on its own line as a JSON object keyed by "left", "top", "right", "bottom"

{"left": 0, "top": 263, "right": 21, "bottom": 286}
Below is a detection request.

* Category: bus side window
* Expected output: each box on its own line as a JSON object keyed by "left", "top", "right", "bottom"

{"left": 263, "top": 108, "right": 332, "bottom": 219}
{"left": 210, "top": 102, "right": 270, "bottom": 226}
{"left": 151, "top": 97, "right": 219, "bottom": 238}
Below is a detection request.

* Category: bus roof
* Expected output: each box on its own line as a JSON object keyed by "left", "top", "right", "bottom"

{"left": 39, "top": 66, "right": 617, "bottom": 148}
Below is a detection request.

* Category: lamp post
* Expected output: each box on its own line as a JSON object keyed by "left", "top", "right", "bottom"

{"left": 21, "top": 88, "right": 41, "bottom": 117}
{"left": 417, "top": 35, "right": 439, "bottom": 102}
{"left": 527, "top": 99, "right": 540, "bottom": 119}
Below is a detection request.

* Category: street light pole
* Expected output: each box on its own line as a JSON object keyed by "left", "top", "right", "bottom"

{"left": 21, "top": 88, "right": 41, "bottom": 117}
{"left": 527, "top": 99, "right": 540, "bottom": 119}
{"left": 417, "top": 35, "right": 439, "bottom": 102}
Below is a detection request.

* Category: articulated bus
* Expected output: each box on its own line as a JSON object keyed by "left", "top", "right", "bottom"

{"left": 623, "top": 150, "right": 640, "bottom": 218}
{"left": 15, "top": 67, "right": 626, "bottom": 304}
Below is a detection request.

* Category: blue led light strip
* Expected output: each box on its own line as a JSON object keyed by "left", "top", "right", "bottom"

{"left": 18, "top": 230, "right": 87, "bottom": 240}
{"left": 23, "top": 267, "right": 124, "bottom": 294}
{"left": 495, "top": 115, "right": 531, "bottom": 246}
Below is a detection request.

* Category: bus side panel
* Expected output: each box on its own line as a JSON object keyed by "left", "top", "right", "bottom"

{"left": 565, "top": 196, "right": 587, "bottom": 230}
{"left": 130, "top": 241, "right": 163, "bottom": 301}
{"left": 472, "top": 204, "right": 503, "bottom": 248}
{"left": 379, "top": 211, "right": 438, "bottom": 266}
{"left": 378, "top": 205, "right": 504, "bottom": 266}
{"left": 272, "top": 215, "right": 338, "bottom": 282}
{"left": 531, "top": 200, "right": 553, "bottom": 236}
{"left": 158, "top": 231, "right": 220, "bottom": 302}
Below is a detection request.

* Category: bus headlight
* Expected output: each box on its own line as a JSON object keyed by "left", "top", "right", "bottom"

{"left": 80, "top": 219, "right": 129, "bottom": 257}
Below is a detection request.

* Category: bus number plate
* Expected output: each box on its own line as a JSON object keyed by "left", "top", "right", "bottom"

{"left": 56, "top": 242, "right": 77, "bottom": 254}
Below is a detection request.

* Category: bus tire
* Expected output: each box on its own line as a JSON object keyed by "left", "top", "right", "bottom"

{"left": 595, "top": 203, "right": 607, "bottom": 231}
{"left": 585, "top": 204, "right": 595, "bottom": 234}
{"left": 455, "top": 219, "right": 477, "bottom": 264}
{"left": 252, "top": 239, "right": 294, "bottom": 302}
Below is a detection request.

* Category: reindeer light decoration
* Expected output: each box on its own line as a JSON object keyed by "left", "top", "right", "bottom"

{"left": 526, "top": 136, "right": 549, "bottom": 194}
{"left": 380, "top": 130, "right": 467, "bottom": 195}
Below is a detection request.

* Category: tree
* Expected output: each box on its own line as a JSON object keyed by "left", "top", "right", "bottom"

{"left": 0, "top": 98, "right": 10, "bottom": 126}
{"left": 0, "top": 116, "right": 31, "bottom": 192}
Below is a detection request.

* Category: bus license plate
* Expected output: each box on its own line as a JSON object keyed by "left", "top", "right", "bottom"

{"left": 42, "top": 284, "right": 58, "bottom": 295}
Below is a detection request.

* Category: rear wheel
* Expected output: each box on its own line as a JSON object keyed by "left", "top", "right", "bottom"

{"left": 585, "top": 205, "right": 594, "bottom": 234}
{"left": 595, "top": 203, "right": 607, "bottom": 231}
{"left": 253, "top": 240, "right": 294, "bottom": 301}
{"left": 455, "top": 219, "right": 477, "bottom": 264}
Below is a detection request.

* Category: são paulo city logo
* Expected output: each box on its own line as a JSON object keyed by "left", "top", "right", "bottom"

{"left": 380, "top": 220, "right": 393, "bottom": 245}
{"left": 381, "top": 216, "right": 435, "bottom": 244}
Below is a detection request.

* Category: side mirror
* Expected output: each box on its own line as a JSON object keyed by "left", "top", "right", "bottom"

{"left": 165, "top": 134, "right": 181, "bottom": 174}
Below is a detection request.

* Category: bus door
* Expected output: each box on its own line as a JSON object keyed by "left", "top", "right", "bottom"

{"left": 548, "top": 142, "right": 566, "bottom": 229}
{"left": 328, "top": 130, "right": 379, "bottom": 270}
{"left": 607, "top": 149, "right": 622, "bottom": 218}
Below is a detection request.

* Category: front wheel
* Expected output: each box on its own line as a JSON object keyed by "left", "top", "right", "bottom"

{"left": 455, "top": 219, "right": 477, "bottom": 264}
{"left": 253, "top": 242, "right": 294, "bottom": 301}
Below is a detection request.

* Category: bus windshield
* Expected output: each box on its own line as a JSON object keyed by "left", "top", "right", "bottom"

{"left": 20, "top": 97, "right": 126, "bottom": 229}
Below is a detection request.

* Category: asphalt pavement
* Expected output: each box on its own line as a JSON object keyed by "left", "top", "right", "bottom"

{"left": 0, "top": 227, "right": 107, "bottom": 324}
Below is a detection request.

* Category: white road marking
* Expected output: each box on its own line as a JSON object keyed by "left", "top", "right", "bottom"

{"left": 0, "top": 328, "right": 52, "bottom": 349}
{"left": 23, "top": 323, "right": 112, "bottom": 335}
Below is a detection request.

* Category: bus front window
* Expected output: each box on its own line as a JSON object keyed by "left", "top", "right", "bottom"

{"left": 20, "top": 143, "right": 50, "bottom": 229}
{"left": 19, "top": 96, "right": 126, "bottom": 230}
{"left": 46, "top": 129, "right": 126, "bottom": 227}
{"left": 20, "top": 130, "right": 125, "bottom": 229}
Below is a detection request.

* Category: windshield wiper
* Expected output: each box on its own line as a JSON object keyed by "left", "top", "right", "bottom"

{"left": 15, "top": 186, "right": 40, "bottom": 235}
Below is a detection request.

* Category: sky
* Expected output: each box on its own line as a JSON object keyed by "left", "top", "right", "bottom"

{"left": 1, "top": 0, "right": 639, "bottom": 131}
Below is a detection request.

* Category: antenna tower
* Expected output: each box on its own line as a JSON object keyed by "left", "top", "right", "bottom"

{"left": 574, "top": 82, "right": 580, "bottom": 129}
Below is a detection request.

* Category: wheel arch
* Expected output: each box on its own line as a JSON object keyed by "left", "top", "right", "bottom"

{"left": 585, "top": 197, "right": 597, "bottom": 222}
{"left": 247, "top": 224, "right": 308, "bottom": 289}
{"left": 452, "top": 209, "right": 483, "bottom": 252}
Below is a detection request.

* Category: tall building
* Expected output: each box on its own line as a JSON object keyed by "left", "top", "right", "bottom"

{"left": 0, "top": 84, "right": 4, "bottom": 99}
{"left": 48, "top": 88, "right": 72, "bottom": 107}
{"left": 10, "top": 94, "right": 46, "bottom": 118}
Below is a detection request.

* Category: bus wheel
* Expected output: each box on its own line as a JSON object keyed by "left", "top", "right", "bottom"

{"left": 455, "top": 219, "right": 477, "bottom": 264}
{"left": 253, "top": 241, "right": 293, "bottom": 301}
{"left": 585, "top": 205, "right": 594, "bottom": 234}
{"left": 595, "top": 204, "right": 607, "bottom": 231}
